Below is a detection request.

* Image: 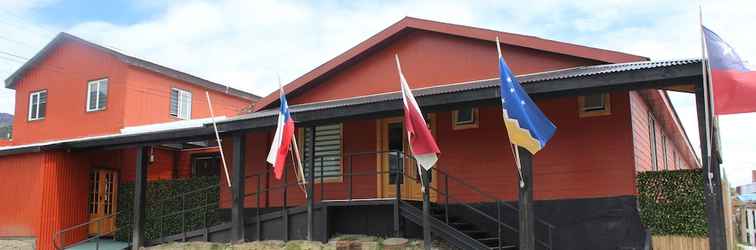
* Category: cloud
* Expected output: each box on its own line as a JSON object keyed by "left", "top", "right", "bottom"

{"left": 0, "top": 0, "right": 754, "bottom": 186}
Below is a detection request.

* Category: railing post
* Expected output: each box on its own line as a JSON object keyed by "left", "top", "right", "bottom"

{"left": 231, "top": 133, "right": 246, "bottom": 243}
{"left": 421, "top": 166, "right": 431, "bottom": 250}
{"left": 497, "top": 201, "right": 502, "bottom": 250}
{"left": 393, "top": 151, "right": 402, "bottom": 237}
{"left": 444, "top": 175, "right": 449, "bottom": 224}
{"left": 256, "top": 175, "right": 262, "bottom": 241}
{"left": 348, "top": 154, "right": 353, "bottom": 201}
{"left": 282, "top": 163, "right": 289, "bottom": 242}
{"left": 204, "top": 189, "right": 209, "bottom": 241}
{"left": 182, "top": 194, "right": 187, "bottom": 242}
{"left": 131, "top": 146, "right": 149, "bottom": 250}
{"left": 160, "top": 201, "right": 165, "bottom": 243}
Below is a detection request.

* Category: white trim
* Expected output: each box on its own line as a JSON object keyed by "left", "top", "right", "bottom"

{"left": 86, "top": 78, "right": 108, "bottom": 112}
{"left": 28, "top": 90, "right": 46, "bottom": 121}
{"left": 170, "top": 88, "right": 192, "bottom": 120}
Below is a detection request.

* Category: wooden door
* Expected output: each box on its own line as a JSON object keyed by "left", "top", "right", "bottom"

{"left": 88, "top": 169, "right": 118, "bottom": 235}
{"left": 377, "top": 116, "right": 437, "bottom": 201}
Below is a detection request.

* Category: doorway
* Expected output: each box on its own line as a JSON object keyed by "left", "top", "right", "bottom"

{"left": 88, "top": 168, "right": 118, "bottom": 235}
{"left": 377, "top": 115, "right": 437, "bottom": 201}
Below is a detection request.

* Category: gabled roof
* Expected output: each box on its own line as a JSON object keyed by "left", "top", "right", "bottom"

{"left": 4, "top": 32, "right": 260, "bottom": 101}
{"left": 253, "top": 16, "right": 648, "bottom": 111}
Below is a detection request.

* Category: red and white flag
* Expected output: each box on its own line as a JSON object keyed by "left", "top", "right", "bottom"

{"left": 266, "top": 88, "right": 294, "bottom": 179}
{"left": 395, "top": 55, "right": 440, "bottom": 170}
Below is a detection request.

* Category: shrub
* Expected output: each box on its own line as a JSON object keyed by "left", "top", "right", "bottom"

{"left": 636, "top": 169, "right": 707, "bottom": 236}
{"left": 115, "top": 176, "right": 223, "bottom": 241}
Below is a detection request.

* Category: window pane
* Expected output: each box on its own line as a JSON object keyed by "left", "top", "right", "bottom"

{"left": 29, "top": 93, "right": 38, "bottom": 119}
{"left": 170, "top": 89, "right": 179, "bottom": 116}
{"left": 98, "top": 80, "right": 108, "bottom": 109}
{"left": 88, "top": 83, "right": 98, "bottom": 110}
{"left": 582, "top": 94, "right": 605, "bottom": 111}
{"left": 38, "top": 100, "right": 46, "bottom": 118}
{"left": 455, "top": 108, "right": 474, "bottom": 124}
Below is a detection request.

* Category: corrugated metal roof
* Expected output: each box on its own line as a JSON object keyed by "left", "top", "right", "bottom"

{"left": 222, "top": 59, "right": 701, "bottom": 123}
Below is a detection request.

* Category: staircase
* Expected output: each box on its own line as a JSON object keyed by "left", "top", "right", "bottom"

{"left": 429, "top": 205, "right": 517, "bottom": 249}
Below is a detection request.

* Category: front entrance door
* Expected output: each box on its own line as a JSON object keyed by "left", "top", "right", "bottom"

{"left": 88, "top": 169, "right": 118, "bottom": 235}
{"left": 378, "top": 116, "right": 437, "bottom": 201}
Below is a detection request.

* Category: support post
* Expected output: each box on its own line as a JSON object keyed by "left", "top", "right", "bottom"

{"left": 517, "top": 147, "right": 535, "bottom": 250}
{"left": 131, "top": 146, "right": 149, "bottom": 250}
{"left": 695, "top": 86, "right": 726, "bottom": 250}
{"left": 307, "top": 126, "right": 316, "bottom": 241}
{"left": 393, "top": 152, "right": 402, "bottom": 237}
{"left": 421, "top": 167, "right": 432, "bottom": 250}
{"left": 231, "top": 133, "right": 246, "bottom": 243}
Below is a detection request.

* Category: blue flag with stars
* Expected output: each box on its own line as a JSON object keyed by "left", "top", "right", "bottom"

{"left": 499, "top": 56, "right": 556, "bottom": 154}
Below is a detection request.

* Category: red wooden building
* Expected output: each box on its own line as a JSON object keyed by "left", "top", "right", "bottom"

{"left": 0, "top": 33, "right": 257, "bottom": 250}
{"left": 0, "top": 17, "right": 721, "bottom": 250}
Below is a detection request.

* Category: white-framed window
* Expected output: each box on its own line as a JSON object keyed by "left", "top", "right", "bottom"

{"left": 300, "top": 124, "right": 343, "bottom": 182}
{"left": 28, "top": 90, "right": 47, "bottom": 121}
{"left": 452, "top": 107, "right": 479, "bottom": 130}
{"left": 169, "top": 88, "right": 192, "bottom": 120}
{"left": 648, "top": 112, "right": 658, "bottom": 171}
{"left": 578, "top": 93, "right": 611, "bottom": 117}
{"left": 86, "top": 78, "right": 108, "bottom": 112}
{"left": 661, "top": 135, "right": 669, "bottom": 170}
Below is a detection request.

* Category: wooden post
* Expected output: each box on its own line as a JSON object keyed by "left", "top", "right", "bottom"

{"left": 695, "top": 86, "right": 726, "bottom": 250}
{"left": 518, "top": 147, "right": 535, "bottom": 250}
{"left": 393, "top": 152, "right": 402, "bottom": 237}
{"left": 231, "top": 133, "right": 246, "bottom": 243}
{"left": 307, "top": 126, "right": 316, "bottom": 241}
{"left": 131, "top": 146, "right": 149, "bottom": 250}
{"left": 421, "top": 167, "right": 432, "bottom": 250}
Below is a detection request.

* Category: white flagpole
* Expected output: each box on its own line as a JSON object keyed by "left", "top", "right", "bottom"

{"left": 395, "top": 54, "right": 427, "bottom": 193}
{"left": 497, "top": 36, "right": 525, "bottom": 188}
{"left": 699, "top": 6, "right": 715, "bottom": 193}
{"left": 205, "top": 91, "right": 232, "bottom": 188}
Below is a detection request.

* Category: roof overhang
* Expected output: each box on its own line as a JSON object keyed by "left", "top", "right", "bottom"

{"left": 216, "top": 59, "right": 702, "bottom": 132}
{"left": 4, "top": 33, "right": 260, "bottom": 101}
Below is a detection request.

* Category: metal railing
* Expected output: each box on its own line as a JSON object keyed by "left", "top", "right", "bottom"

{"left": 52, "top": 211, "right": 129, "bottom": 250}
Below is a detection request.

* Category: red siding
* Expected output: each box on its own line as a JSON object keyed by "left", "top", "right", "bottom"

{"left": 630, "top": 90, "right": 696, "bottom": 172}
{"left": 9, "top": 39, "right": 252, "bottom": 146}
{"left": 11, "top": 40, "right": 129, "bottom": 145}
{"left": 0, "top": 153, "right": 44, "bottom": 237}
{"left": 123, "top": 66, "right": 249, "bottom": 127}
{"left": 289, "top": 30, "right": 601, "bottom": 105}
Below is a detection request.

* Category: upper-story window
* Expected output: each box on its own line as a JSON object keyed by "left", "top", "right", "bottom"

{"left": 28, "top": 90, "right": 47, "bottom": 121}
{"left": 170, "top": 88, "right": 192, "bottom": 120}
{"left": 452, "top": 107, "right": 479, "bottom": 130}
{"left": 87, "top": 78, "right": 108, "bottom": 112}
{"left": 578, "top": 93, "right": 611, "bottom": 117}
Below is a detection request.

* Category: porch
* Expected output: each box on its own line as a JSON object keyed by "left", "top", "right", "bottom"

{"left": 32, "top": 59, "right": 725, "bottom": 250}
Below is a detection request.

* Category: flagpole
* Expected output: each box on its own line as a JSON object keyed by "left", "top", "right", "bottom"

{"left": 497, "top": 36, "right": 526, "bottom": 188}
{"left": 698, "top": 6, "right": 714, "bottom": 193}
{"left": 278, "top": 74, "right": 308, "bottom": 196}
{"left": 205, "top": 91, "right": 232, "bottom": 188}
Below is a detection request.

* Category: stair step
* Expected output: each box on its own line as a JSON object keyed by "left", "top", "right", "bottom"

{"left": 489, "top": 246, "right": 518, "bottom": 250}
{"left": 460, "top": 230, "right": 488, "bottom": 237}
{"left": 448, "top": 222, "right": 475, "bottom": 229}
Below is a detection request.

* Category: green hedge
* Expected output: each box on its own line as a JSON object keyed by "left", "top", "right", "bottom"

{"left": 115, "top": 176, "right": 223, "bottom": 241}
{"left": 637, "top": 169, "right": 707, "bottom": 236}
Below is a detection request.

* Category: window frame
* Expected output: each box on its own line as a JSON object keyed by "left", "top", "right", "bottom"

{"left": 28, "top": 90, "right": 47, "bottom": 121}
{"left": 169, "top": 88, "right": 192, "bottom": 120}
{"left": 661, "top": 134, "right": 669, "bottom": 170}
{"left": 452, "top": 107, "right": 479, "bottom": 130}
{"left": 578, "top": 93, "right": 611, "bottom": 117}
{"left": 86, "top": 78, "right": 109, "bottom": 112}
{"left": 648, "top": 112, "right": 658, "bottom": 171}
{"left": 298, "top": 123, "right": 344, "bottom": 183}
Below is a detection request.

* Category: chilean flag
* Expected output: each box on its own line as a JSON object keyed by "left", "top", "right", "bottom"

{"left": 266, "top": 89, "right": 294, "bottom": 179}
{"left": 395, "top": 55, "right": 440, "bottom": 170}
{"left": 704, "top": 26, "right": 756, "bottom": 115}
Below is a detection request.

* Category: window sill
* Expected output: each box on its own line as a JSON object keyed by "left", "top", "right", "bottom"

{"left": 579, "top": 110, "right": 612, "bottom": 118}
{"left": 27, "top": 118, "right": 45, "bottom": 122}
{"left": 452, "top": 122, "right": 479, "bottom": 130}
{"left": 86, "top": 108, "right": 107, "bottom": 113}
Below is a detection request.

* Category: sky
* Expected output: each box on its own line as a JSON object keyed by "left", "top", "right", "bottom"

{"left": 0, "top": 0, "right": 754, "bottom": 186}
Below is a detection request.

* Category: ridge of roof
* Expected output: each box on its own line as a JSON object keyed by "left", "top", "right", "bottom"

{"left": 4, "top": 32, "right": 260, "bottom": 101}
{"left": 253, "top": 16, "right": 649, "bottom": 111}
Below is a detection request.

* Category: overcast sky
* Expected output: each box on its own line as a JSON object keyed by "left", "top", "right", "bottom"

{"left": 0, "top": 0, "right": 754, "bottom": 186}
